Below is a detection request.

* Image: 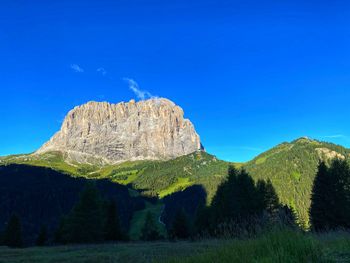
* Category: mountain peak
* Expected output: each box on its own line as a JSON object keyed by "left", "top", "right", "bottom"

{"left": 36, "top": 98, "right": 201, "bottom": 164}
{"left": 292, "top": 136, "right": 316, "bottom": 144}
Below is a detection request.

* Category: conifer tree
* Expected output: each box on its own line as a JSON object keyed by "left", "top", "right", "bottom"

{"left": 310, "top": 161, "right": 331, "bottom": 231}
{"left": 62, "top": 182, "right": 104, "bottom": 243}
{"left": 169, "top": 208, "right": 190, "bottom": 240}
{"left": 258, "top": 179, "right": 280, "bottom": 216}
{"left": 278, "top": 205, "right": 297, "bottom": 228}
{"left": 328, "top": 159, "right": 350, "bottom": 229}
{"left": 36, "top": 225, "right": 48, "bottom": 246}
{"left": 104, "top": 199, "right": 123, "bottom": 241}
{"left": 3, "top": 214, "right": 22, "bottom": 248}
{"left": 140, "top": 212, "right": 161, "bottom": 241}
{"left": 194, "top": 204, "right": 212, "bottom": 235}
{"left": 310, "top": 159, "right": 350, "bottom": 231}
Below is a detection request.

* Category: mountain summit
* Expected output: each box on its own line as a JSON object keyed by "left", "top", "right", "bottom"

{"left": 36, "top": 98, "right": 202, "bottom": 164}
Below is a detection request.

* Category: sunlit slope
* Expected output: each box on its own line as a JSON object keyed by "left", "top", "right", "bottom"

{"left": 244, "top": 137, "right": 350, "bottom": 226}
{"left": 0, "top": 151, "right": 231, "bottom": 201}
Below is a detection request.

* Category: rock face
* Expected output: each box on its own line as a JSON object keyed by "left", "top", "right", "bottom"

{"left": 36, "top": 98, "right": 202, "bottom": 164}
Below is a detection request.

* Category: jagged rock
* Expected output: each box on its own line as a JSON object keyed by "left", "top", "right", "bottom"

{"left": 36, "top": 98, "right": 202, "bottom": 164}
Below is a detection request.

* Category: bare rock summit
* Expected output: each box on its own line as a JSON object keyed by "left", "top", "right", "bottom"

{"left": 36, "top": 98, "right": 202, "bottom": 164}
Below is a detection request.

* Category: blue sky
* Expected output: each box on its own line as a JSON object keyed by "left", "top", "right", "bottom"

{"left": 1, "top": 0, "right": 350, "bottom": 162}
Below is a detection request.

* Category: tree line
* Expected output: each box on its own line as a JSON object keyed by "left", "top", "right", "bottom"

{"left": 310, "top": 159, "right": 350, "bottom": 231}
{"left": 2, "top": 158, "right": 350, "bottom": 248}
{"left": 0, "top": 183, "right": 125, "bottom": 247}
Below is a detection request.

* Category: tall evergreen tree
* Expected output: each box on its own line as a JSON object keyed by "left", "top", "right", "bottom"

{"left": 328, "top": 159, "right": 350, "bottom": 229}
{"left": 278, "top": 205, "right": 298, "bottom": 228}
{"left": 310, "top": 159, "right": 350, "bottom": 231}
{"left": 140, "top": 212, "right": 161, "bottom": 241}
{"left": 3, "top": 214, "right": 22, "bottom": 248}
{"left": 194, "top": 204, "right": 212, "bottom": 235}
{"left": 310, "top": 161, "right": 331, "bottom": 231}
{"left": 169, "top": 208, "right": 190, "bottom": 240}
{"left": 210, "top": 167, "right": 261, "bottom": 228}
{"left": 36, "top": 225, "right": 48, "bottom": 246}
{"left": 257, "top": 179, "right": 280, "bottom": 217}
{"left": 58, "top": 182, "right": 104, "bottom": 243}
{"left": 104, "top": 199, "right": 123, "bottom": 241}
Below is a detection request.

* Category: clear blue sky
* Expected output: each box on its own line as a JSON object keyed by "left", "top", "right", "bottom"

{"left": 1, "top": 0, "right": 350, "bottom": 162}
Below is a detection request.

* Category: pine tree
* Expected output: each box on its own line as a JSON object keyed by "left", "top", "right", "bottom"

{"left": 140, "top": 212, "right": 161, "bottom": 241}
{"left": 310, "top": 159, "right": 350, "bottom": 231}
{"left": 278, "top": 205, "right": 297, "bottom": 228}
{"left": 61, "top": 182, "right": 104, "bottom": 243}
{"left": 310, "top": 161, "right": 332, "bottom": 231}
{"left": 36, "top": 225, "right": 48, "bottom": 246}
{"left": 104, "top": 199, "right": 123, "bottom": 241}
{"left": 210, "top": 168, "right": 261, "bottom": 228}
{"left": 328, "top": 159, "right": 350, "bottom": 229}
{"left": 194, "top": 204, "right": 212, "bottom": 235}
{"left": 257, "top": 179, "right": 280, "bottom": 217}
{"left": 3, "top": 214, "right": 22, "bottom": 248}
{"left": 170, "top": 209, "right": 190, "bottom": 240}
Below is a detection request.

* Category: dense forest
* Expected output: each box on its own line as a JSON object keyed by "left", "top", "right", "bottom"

{"left": 3, "top": 156, "right": 350, "bottom": 248}
{"left": 1, "top": 138, "right": 350, "bottom": 249}
{"left": 4, "top": 138, "right": 350, "bottom": 230}
{"left": 0, "top": 164, "right": 144, "bottom": 245}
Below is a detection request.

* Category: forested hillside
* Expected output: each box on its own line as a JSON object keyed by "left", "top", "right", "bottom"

{"left": 2, "top": 137, "right": 350, "bottom": 229}
{"left": 244, "top": 137, "right": 350, "bottom": 226}
{"left": 0, "top": 164, "right": 145, "bottom": 245}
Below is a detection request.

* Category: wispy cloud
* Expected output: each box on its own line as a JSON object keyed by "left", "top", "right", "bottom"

{"left": 210, "top": 145, "right": 263, "bottom": 152}
{"left": 123, "top": 78, "right": 156, "bottom": 100}
{"left": 97, "top": 67, "right": 107, "bottom": 76}
{"left": 70, "top": 64, "right": 84, "bottom": 73}
{"left": 232, "top": 146, "right": 263, "bottom": 152}
{"left": 322, "top": 134, "right": 346, "bottom": 139}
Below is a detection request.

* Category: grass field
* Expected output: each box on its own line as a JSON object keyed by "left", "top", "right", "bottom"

{"left": 1, "top": 229, "right": 349, "bottom": 263}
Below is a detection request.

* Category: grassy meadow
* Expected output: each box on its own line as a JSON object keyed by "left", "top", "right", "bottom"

{"left": 1, "top": 229, "right": 349, "bottom": 263}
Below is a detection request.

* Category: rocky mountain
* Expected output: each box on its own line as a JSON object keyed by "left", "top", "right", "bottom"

{"left": 36, "top": 98, "right": 202, "bottom": 164}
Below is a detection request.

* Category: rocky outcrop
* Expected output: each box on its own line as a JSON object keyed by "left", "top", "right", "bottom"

{"left": 36, "top": 98, "right": 202, "bottom": 164}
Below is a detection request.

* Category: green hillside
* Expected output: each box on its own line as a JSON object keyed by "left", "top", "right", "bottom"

{"left": 0, "top": 151, "right": 231, "bottom": 202}
{"left": 244, "top": 137, "right": 350, "bottom": 227}
{"left": 2, "top": 137, "right": 349, "bottom": 228}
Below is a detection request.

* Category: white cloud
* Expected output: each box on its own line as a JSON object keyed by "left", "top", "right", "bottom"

{"left": 323, "top": 134, "right": 346, "bottom": 139}
{"left": 123, "top": 78, "right": 155, "bottom": 100}
{"left": 70, "top": 64, "right": 84, "bottom": 73}
{"left": 97, "top": 67, "right": 107, "bottom": 76}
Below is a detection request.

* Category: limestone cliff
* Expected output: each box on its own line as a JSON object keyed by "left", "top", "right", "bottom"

{"left": 36, "top": 98, "right": 202, "bottom": 164}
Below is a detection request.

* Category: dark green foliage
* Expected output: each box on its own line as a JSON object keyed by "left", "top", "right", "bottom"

{"left": 257, "top": 179, "right": 280, "bottom": 217}
{"left": 310, "top": 159, "right": 350, "bottom": 231}
{"left": 0, "top": 164, "right": 143, "bottom": 245}
{"left": 57, "top": 183, "right": 104, "bottom": 244}
{"left": 109, "top": 152, "right": 230, "bottom": 201}
{"left": 194, "top": 204, "right": 212, "bottom": 235}
{"left": 140, "top": 212, "right": 162, "bottom": 241}
{"left": 210, "top": 167, "right": 261, "bottom": 226}
{"left": 309, "top": 162, "right": 331, "bottom": 231}
{"left": 244, "top": 138, "right": 350, "bottom": 226}
{"left": 36, "top": 225, "right": 48, "bottom": 246}
{"left": 197, "top": 166, "right": 286, "bottom": 236}
{"left": 104, "top": 199, "right": 123, "bottom": 241}
{"left": 162, "top": 185, "right": 207, "bottom": 235}
{"left": 169, "top": 209, "right": 191, "bottom": 240}
{"left": 278, "top": 205, "right": 298, "bottom": 228}
{"left": 3, "top": 215, "right": 22, "bottom": 248}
